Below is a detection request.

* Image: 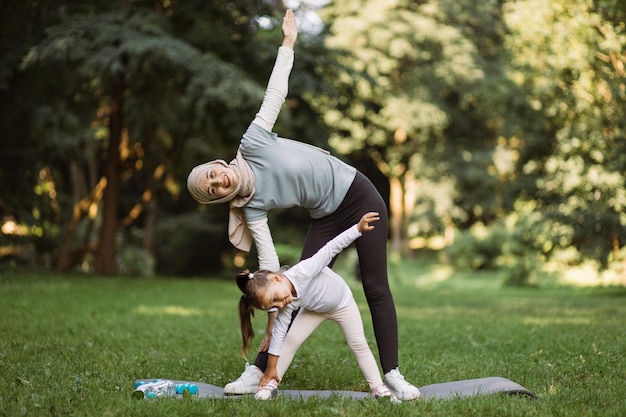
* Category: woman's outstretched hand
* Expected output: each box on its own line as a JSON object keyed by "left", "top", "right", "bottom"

{"left": 281, "top": 9, "right": 298, "bottom": 49}
{"left": 357, "top": 212, "right": 380, "bottom": 233}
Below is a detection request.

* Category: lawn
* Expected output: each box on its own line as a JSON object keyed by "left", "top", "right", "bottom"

{"left": 1, "top": 262, "right": 624, "bottom": 417}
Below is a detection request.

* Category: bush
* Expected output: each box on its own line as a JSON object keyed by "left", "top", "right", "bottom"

{"left": 118, "top": 246, "right": 155, "bottom": 276}
{"left": 445, "top": 206, "right": 553, "bottom": 286}
{"left": 445, "top": 222, "right": 505, "bottom": 270}
{"left": 154, "top": 211, "right": 230, "bottom": 277}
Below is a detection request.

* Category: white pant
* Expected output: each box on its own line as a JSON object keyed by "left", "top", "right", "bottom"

{"left": 275, "top": 298, "right": 383, "bottom": 390}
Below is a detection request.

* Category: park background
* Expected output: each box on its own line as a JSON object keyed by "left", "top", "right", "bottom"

{"left": 0, "top": 1, "right": 625, "bottom": 416}
{"left": 0, "top": 0, "right": 625, "bottom": 285}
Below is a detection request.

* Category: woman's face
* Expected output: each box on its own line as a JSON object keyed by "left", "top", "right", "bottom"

{"left": 200, "top": 164, "right": 239, "bottom": 200}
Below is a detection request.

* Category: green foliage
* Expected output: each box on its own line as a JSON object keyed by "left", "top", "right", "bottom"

{"left": 1, "top": 0, "right": 625, "bottom": 276}
{"left": 21, "top": 7, "right": 267, "bottom": 138}
{"left": 317, "top": 0, "right": 485, "bottom": 164}
{"left": 445, "top": 223, "right": 505, "bottom": 271}
{"left": 1, "top": 3, "right": 279, "bottom": 271}
{"left": 273, "top": 243, "right": 304, "bottom": 267}
{"left": 1, "top": 271, "right": 625, "bottom": 416}
{"left": 118, "top": 246, "right": 156, "bottom": 277}
{"left": 154, "top": 210, "right": 230, "bottom": 277}
{"left": 495, "top": 0, "right": 626, "bottom": 267}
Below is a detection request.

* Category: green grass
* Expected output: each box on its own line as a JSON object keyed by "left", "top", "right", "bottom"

{"left": 1, "top": 262, "right": 624, "bottom": 417}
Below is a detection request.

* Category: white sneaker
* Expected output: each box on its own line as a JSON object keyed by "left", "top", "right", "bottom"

{"left": 223, "top": 363, "right": 263, "bottom": 395}
{"left": 254, "top": 379, "right": 279, "bottom": 400}
{"left": 371, "top": 384, "right": 402, "bottom": 404}
{"left": 384, "top": 368, "right": 421, "bottom": 401}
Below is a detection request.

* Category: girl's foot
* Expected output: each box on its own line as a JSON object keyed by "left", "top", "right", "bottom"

{"left": 371, "top": 384, "right": 402, "bottom": 404}
{"left": 254, "top": 379, "right": 279, "bottom": 400}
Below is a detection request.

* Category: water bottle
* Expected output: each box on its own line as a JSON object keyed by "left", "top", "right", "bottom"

{"left": 175, "top": 383, "right": 199, "bottom": 395}
{"left": 132, "top": 380, "right": 176, "bottom": 399}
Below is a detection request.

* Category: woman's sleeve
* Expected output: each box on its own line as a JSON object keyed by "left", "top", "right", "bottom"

{"left": 247, "top": 217, "right": 280, "bottom": 271}
{"left": 252, "top": 46, "right": 294, "bottom": 132}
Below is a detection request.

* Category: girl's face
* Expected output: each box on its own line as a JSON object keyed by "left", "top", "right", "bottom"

{"left": 199, "top": 164, "right": 239, "bottom": 199}
{"left": 258, "top": 274, "right": 295, "bottom": 311}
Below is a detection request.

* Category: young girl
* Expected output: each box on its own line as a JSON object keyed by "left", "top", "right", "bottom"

{"left": 235, "top": 212, "right": 399, "bottom": 402}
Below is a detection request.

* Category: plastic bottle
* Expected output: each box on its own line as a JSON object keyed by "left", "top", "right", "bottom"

{"left": 133, "top": 380, "right": 199, "bottom": 398}
{"left": 132, "top": 380, "right": 176, "bottom": 399}
{"left": 175, "top": 383, "right": 199, "bottom": 395}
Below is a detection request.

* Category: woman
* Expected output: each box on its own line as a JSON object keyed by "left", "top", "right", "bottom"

{"left": 187, "top": 9, "right": 420, "bottom": 401}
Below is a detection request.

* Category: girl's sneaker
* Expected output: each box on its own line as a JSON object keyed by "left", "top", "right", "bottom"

{"left": 371, "top": 384, "right": 402, "bottom": 404}
{"left": 254, "top": 379, "right": 279, "bottom": 400}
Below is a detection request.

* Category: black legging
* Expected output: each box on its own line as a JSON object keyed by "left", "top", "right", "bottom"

{"left": 253, "top": 171, "right": 398, "bottom": 374}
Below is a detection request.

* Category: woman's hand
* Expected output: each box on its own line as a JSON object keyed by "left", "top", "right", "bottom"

{"left": 357, "top": 212, "right": 380, "bottom": 233}
{"left": 258, "top": 331, "right": 272, "bottom": 352}
{"left": 281, "top": 9, "right": 298, "bottom": 49}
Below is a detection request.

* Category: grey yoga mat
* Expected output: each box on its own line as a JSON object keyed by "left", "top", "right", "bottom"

{"left": 135, "top": 376, "right": 537, "bottom": 401}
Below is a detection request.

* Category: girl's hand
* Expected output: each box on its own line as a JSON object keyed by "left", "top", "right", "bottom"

{"left": 281, "top": 9, "right": 298, "bottom": 48}
{"left": 357, "top": 212, "right": 380, "bottom": 233}
{"left": 259, "top": 369, "right": 280, "bottom": 387}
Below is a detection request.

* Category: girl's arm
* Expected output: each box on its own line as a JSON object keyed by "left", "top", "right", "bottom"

{"left": 293, "top": 225, "right": 362, "bottom": 279}
{"left": 260, "top": 354, "right": 280, "bottom": 386}
{"left": 251, "top": 10, "right": 298, "bottom": 132}
{"left": 293, "top": 212, "right": 380, "bottom": 280}
{"left": 267, "top": 304, "right": 294, "bottom": 357}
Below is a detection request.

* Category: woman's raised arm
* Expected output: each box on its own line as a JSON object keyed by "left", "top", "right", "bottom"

{"left": 251, "top": 9, "right": 298, "bottom": 132}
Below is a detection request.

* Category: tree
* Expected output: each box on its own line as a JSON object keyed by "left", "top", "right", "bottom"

{"left": 496, "top": 0, "right": 626, "bottom": 268}
{"left": 315, "top": 0, "right": 487, "bottom": 254}
{"left": 19, "top": 5, "right": 268, "bottom": 273}
{"left": 0, "top": 0, "right": 68, "bottom": 250}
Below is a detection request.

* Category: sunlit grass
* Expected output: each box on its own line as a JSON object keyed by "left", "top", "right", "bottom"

{"left": 135, "top": 305, "right": 205, "bottom": 317}
{"left": 1, "top": 263, "right": 624, "bottom": 417}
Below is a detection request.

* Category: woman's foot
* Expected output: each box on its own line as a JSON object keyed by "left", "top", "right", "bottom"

{"left": 384, "top": 368, "right": 421, "bottom": 401}
{"left": 223, "top": 363, "right": 263, "bottom": 395}
{"left": 254, "top": 379, "right": 279, "bottom": 400}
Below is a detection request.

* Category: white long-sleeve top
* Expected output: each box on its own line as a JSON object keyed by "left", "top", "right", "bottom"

{"left": 267, "top": 224, "right": 362, "bottom": 356}
{"left": 244, "top": 47, "right": 356, "bottom": 272}
{"left": 251, "top": 46, "right": 293, "bottom": 133}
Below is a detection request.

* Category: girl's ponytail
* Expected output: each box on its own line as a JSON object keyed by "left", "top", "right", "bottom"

{"left": 238, "top": 295, "right": 255, "bottom": 359}
{"left": 234, "top": 268, "right": 274, "bottom": 358}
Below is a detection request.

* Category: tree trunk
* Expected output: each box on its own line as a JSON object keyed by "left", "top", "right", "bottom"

{"left": 70, "top": 161, "right": 88, "bottom": 201}
{"left": 402, "top": 172, "right": 417, "bottom": 257}
{"left": 389, "top": 175, "right": 403, "bottom": 255}
{"left": 56, "top": 178, "right": 106, "bottom": 272}
{"left": 143, "top": 197, "right": 157, "bottom": 255}
{"left": 94, "top": 66, "right": 124, "bottom": 274}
